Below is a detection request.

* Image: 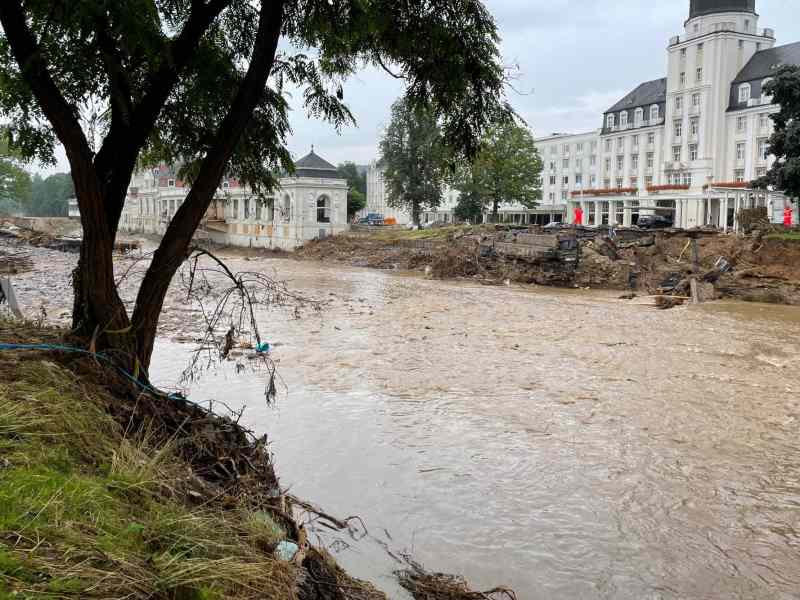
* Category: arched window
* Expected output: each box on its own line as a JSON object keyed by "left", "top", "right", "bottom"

{"left": 619, "top": 111, "right": 628, "bottom": 128}
{"left": 650, "top": 105, "right": 660, "bottom": 122}
{"left": 738, "top": 83, "right": 751, "bottom": 103}
{"left": 282, "top": 194, "right": 291, "bottom": 223}
{"left": 606, "top": 114, "right": 615, "bottom": 129}
{"left": 761, "top": 78, "right": 774, "bottom": 102}
{"left": 316, "top": 195, "right": 331, "bottom": 223}
{"left": 634, "top": 107, "right": 643, "bottom": 126}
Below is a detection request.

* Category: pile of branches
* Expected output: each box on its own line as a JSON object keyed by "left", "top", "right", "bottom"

{"left": 397, "top": 560, "right": 517, "bottom": 600}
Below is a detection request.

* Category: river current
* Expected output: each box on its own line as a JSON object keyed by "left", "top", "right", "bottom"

{"left": 144, "top": 257, "right": 800, "bottom": 599}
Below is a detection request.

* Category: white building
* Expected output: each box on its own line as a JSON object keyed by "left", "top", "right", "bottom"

{"left": 118, "top": 149, "right": 348, "bottom": 250}
{"left": 532, "top": 0, "right": 799, "bottom": 230}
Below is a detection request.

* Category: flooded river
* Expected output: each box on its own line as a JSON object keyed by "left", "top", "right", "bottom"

{"left": 148, "top": 257, "right": 800, "bottom": 599}
{"left": 6, "top": 244, "right": 800, "bottom": 598}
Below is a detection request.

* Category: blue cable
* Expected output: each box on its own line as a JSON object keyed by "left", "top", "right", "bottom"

{"left": 0, "top": 342, "right": 181, "bottom": 400}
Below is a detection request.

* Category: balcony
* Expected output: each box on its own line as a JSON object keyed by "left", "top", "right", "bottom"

{"left": 689, "top": 105, "right": 701, "bottom": 115}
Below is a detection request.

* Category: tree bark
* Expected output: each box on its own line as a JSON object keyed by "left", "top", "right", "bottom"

{"left": 132, "top": 0, "right": 286, "bottom": 372}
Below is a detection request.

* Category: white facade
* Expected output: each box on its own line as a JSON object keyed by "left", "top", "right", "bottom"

{"left": 118, "top": 151, "right": 349, "bottom": 250}
{"left": 364, "top": 161, "right": 412, "bottom": 224}
{"left": 533, "top": 0, "right": 799, "bottom": 230}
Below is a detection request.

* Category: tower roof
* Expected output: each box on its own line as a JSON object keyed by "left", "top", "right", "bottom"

{"left": 689, "top": 0, "right": 756, "bottom": 19}
{"left": 292, "top": 149, "right": 343, "bottom": 179}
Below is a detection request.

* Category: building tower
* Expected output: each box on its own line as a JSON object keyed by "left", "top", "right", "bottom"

{"left": 664, "top": 0, "right": 774, "bottom": 190}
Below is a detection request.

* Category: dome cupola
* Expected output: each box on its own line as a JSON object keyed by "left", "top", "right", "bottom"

{"left": 689, "top": 0, "right": 756, "bottom": 19}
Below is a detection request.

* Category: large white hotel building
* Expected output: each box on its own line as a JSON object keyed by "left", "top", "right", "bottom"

{"left": 367, "top": 0, "right": 799, "bottom": 228}
{"left": 532, "top": 0, "right": 799, "bottom": 229}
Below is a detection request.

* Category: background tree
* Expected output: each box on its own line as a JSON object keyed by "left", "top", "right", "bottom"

{"left": 0, "top": 0, "right": 511, "bottom": 374}
{"left": 454, "top": 121, "right": 542, "bottom": 222}
{"left": 29, "top": 172, "right": 74, "bottom": 217}
{"left": 379, "top": 98, "right": 450, "bottom": 225}
{"left": 337, "top": 162, "right": 367, "bottom": 218}
{"left": 453, "top": 190, "right": 484, "bottom": 224}
{"left": 760, "top": 66, "right": 800, "bottom": 200}
{"left": 0, "top": 129, "right": 31, "bottom": 215}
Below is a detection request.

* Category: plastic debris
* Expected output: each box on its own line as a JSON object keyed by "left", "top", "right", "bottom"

{"left": 274, "top": 540, "right": 298, "bottom": 561}
{"left": 255, "top": 341, "right": 271, "bottom": 353}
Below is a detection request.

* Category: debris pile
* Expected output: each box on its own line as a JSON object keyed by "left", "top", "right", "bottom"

{"left": 397, "top": 560, "right": 517, "bottom": 600}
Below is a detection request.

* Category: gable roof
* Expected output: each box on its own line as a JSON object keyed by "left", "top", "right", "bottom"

{"left": 733, "top": 41, "right": 800, "bottom": 84}
{"left": 605, "top": 78, "right": 667, "bottom": 114}
{"left": 292, "top": 149, "right": 343, "bottom": 179}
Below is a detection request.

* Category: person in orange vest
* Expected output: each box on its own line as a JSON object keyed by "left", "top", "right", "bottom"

{"left": 574, "top": 206, "right": 584, "bottom": 225}
{"left": 784, "top": 205, "right": 793, "bottom": 228}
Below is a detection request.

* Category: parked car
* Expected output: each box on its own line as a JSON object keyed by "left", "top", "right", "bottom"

{"left": 357, "top": 213, "right": 385, "bottom": 226}
{"left": 636, "top": 215, "right": 673, "bottom": 229}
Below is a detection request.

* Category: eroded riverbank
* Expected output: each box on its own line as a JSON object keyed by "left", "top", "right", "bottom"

{"left": 3, "top": 239, "right": 800, "bottom": 598}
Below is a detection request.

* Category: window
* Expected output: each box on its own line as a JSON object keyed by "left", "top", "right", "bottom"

{"left": 738, "top": 83, "right": 751, "bottom": 103}
{"left": 604, "top": 179, "right": 611, "bottom": 189}
{"left": 682, "top": 172, "right": 693, "bottom": 187}
{"left": 650, "top": 105, "right": 660, "bottom": 122}
{"left": 316, "top": 195, "right": 331, "bottom": 223}
{"left": 697, "top": 42, "right": 704, "bottom": 52}
{"left": 563, "top": 158, "right": 570, "bottom": 169}
{"left": 645, "top": 175, "right": 654, "bottom": 187}
{"left": 549, "top": 175, "right": 556, "bottom": 185}
{"left": 549, "top": 161, "right": 556, "bottom": 171}
{"left": 617, "top": 137, "right": 624, "bottom": 150}
{"left": 605, "top": 139, "right": 612, "bottom": 152}
{"left": 576, "top": 158, "right": 583, "bottom": 169}
{"left": 673, "top": 146, "right": 682, "bottom": 162}
{"left": 737, "top": 116, "right": 747, "bottom": 132}
{"left": 738, "top": 40, "right": 744, "bottom": 50}
{"left": 759, "top": 114, "right": 769, "bottom": 130}
{"left": 674, "top": 120, "right": 683, "bottom": 138}
{"left": 756, "top": 42, "right": 761, "bottom": 51}
{"left": 758, "top": 138, "right": 769, "bottom": 160}
{"left": 575, "top": 173, "right": 583, "bottom": 186}
{"left": 647, "top": 152, "right": 655, "bottom": 169}
{"left": 561, "top": 190, "right": 568, "bottom": 201}
{"left": 616, "top": 155, "right": 624, "bottom": 171}
{"left": 756, "top": 167, "right": 767, "bottom": 178}
{"left": 689, "top": 144, "right": 698, "bottom": 161}
{"left": 635, "top": 107, "right": 643, "bottom": 125}
{"left": 233, "top": 198, "right": 239, "bottom": 219}
{"left": 692, "top": 92, "right": 701, "bottom": 107}
{"left": 690, "top": 117, "right": 699, "bottom": 137}
{"left": 282, "top": 194, "right": 291, "bottom": 223}
{"left": 681, "top": 48, "right": 687, "bottom": 58}
{"left": 590, "top": 155, "right": 597, "bottom": 167}
{"left": 548, "top": 192, "right": 555, "bottom": 202}
{"left": 693, "top": 24, "right": 700, "bottom": 33}
{"left": 734, "top": 169, "right": 745, "bottom": 183}
{"left": 620, "top": 112, "right": 628, "bottom": 127}
{"left": 680, "top": 72, "right": 686, "bottom": 86}
{"left": 604, "top": 158, "right": 611, "bottom": 171}
{"left": 762, "top": 78, "right": 774, "bottom": 102}
{"left": 563, "top": 176, "right": 569, "bottom": 185}
{"left": 244, "top": 198, "right": 250, "bottom": 220}
{"left": 590, "top": 174, "right": 597, "bottom": 187}
{"left": 222, "top": 180, "right": 230, "bottom": 189}
{"left": 744, "top": 19, "right": 750, "bottom": 32}
{"left": 675, "top": 96, "right": 683, "bottom": 111}
{"left": 696, "top": 67, "right": 703, "bottom": 82}
{"left": 736, "top": 142, "right": 746, "bottom": 161}
{"left": 563, "top": 143, "right": 570, "bottom": 155}
{"left": 616, "top": 177, "right": 624, "bottom": 189}
{"left": 167, "top": 178, "right": 175, "bottom": 187}
{"left": 576, "top": 143, "right": 584, "bottom": 154}
{"left": 632, "top": 135, "right": 639, "bottom": 149}
{"left": 630, "top": 177, "right": 638, "bottom": 188}
{"left": 647, "top": 132, "right": 656, "bottom": 145}
{"left": 631, "top": 154, "right": 639, "bottom": 170}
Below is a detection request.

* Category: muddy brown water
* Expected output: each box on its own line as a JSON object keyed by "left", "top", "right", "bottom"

{"left": 5, "top": 243, "right": 800, "bottom": 598}
{"left": 147, "top": 258, "right": 800, "bottom": 600}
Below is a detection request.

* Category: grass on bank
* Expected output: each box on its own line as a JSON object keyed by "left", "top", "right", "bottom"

{"left": 0, "top": 351, "right": 294, "bottom": 599}
{"left": 765, "top": 231, "right": 800, "bottom": 242}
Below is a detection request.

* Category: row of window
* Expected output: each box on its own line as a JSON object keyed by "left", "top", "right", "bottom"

{"left": 736, "top": 113, "right": 771, "bottom": 132}
{"left": 735, "top": 139, "right": 771, "bottom": 162}
{"left": 673, "top": 117, "right": 701, "bottom": 140}
{"left": 737, "top": 79, "right": 773, "bottom": 104}
{"left": 606, "top": 106, "right": 661, "bottom": 130}
{"left": 673, "top": 92, "right": 703, "bottom": 111}
{"left": 677, "top": 68, "right": 704, "bottom": 87}
{"left": 547, "top": 140, "right": 599, "bottom": 156}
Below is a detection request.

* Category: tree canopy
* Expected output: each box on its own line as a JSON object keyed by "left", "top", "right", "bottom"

{"left": 29, "top": 172, "right": 74, "bottom": 217}
{"left": 762, "top": 66, "right": 800, "bottom": 199}
{"left": 380, "top": 98, "right": 451, "bottom": 224}
{"left": 452, "top": 121, "right": 542, "bottom": 222}
{"left": 0, "top": 0, "right": 512, "bottom": 372}
{"left": 0, "top": 130, "right": 31, "bottom": 215}
{"left": 337, "top": 162, "right": 367, "bottom": 217}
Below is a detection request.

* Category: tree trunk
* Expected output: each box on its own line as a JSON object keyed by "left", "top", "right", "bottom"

{"left": 491, "top": 199, "right": 499, "bottom": 223}
{"left": 412, "top": 199, "right": 421, "bottom": 226}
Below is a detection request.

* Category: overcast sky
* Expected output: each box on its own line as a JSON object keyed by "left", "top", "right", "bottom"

{"left": 41, "top": 0, "right": 800, "bottom": 174}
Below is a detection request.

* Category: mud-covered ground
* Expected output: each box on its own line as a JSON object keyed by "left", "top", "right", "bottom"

{"left": 295, "top": 228, "right": 800, "bottom": 305}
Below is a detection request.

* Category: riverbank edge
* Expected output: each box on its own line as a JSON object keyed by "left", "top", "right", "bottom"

{"left": 0, "top": 321, "right": 386, "bottom": 600}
